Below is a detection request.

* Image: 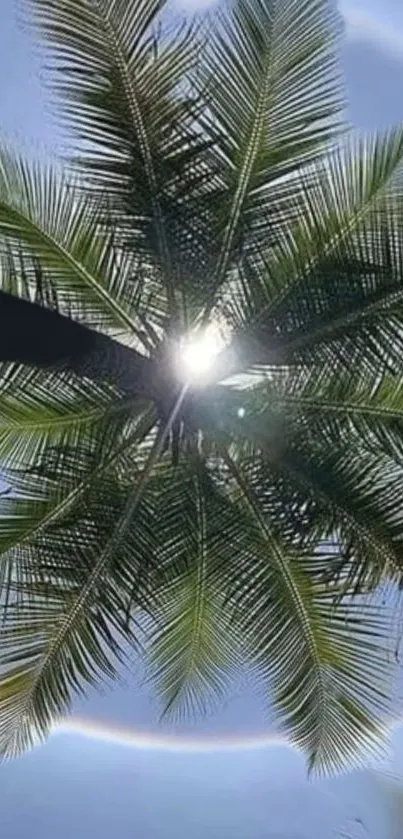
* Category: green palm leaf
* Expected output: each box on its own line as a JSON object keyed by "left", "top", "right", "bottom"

{"left": 0, "top": 414, "right": 161, "bottom": 756}
{"left": 25, "top": 0, "right": 206, "bottom": 312}
{"left": 220, "top": 129, "right": 403, "bottom": 374}
{"left": 0, "top": 147, "right": 158, "bottom": 340}
{"left": 212, "top": 449, "right": 393, "bottom": 773}
{"left": 205, "top": 380, "right": 403, "bottom": 587}
{"left": 148, "top": 459, "right": 242, "bottom": 716}
{"left": 201, "top": 0, "right": 344, "bottom": 309}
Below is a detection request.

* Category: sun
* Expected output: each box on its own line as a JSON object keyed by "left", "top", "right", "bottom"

{"left": 178, "top": 323, "right": 225, "bottom": 383}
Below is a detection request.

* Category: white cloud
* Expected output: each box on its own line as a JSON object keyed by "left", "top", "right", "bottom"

{"left": 169, "top": 0, "right": 403, "bottom": 64}
{"left": 171, "top": 0, "right": 217, "bottom": 11}
{"left": 340, "top": 1, "right": 403, "bottom": 61}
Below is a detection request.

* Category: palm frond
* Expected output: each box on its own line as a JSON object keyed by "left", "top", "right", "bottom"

{"left": 0, "top": 403, "right": 156, "bottom": 605}
{"left": 26, "top": 0, "right": 207, "bottom": 313}
{"left": 0, "top": 412, "right": 161, "bottom": 756}
{"left": 201, "top": 0, "right": 344, "bottom": 310}
{"left": 204, "top": 377, "right": 403, "bottom": 588}
{"left": 219, "top": 449, "right": 394, "bottom": 774}
{"left": 220, "top": 129, "right": 403, "bottom": 376}
{"left": 0, "top": 378, "right": 188, "bottom": 755}
{"left": 247, "top": 368, "right": 403, "bottom": 462}
{"left": 147, "top": 458, "right": 241, "bottom": 716}
{"left": 0, "top": 146, "right": 171, "bottom": 346}
{"left": 0, "top": 362, "right": 154, "bottom": 471}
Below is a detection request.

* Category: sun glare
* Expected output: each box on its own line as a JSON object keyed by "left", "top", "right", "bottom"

{"left": 179, "top": 324, "right": 224, "bottom": 382}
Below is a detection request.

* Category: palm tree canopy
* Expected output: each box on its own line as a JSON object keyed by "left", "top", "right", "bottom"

{"left": 0, "top": 0, "right": 402, "bottom": 773}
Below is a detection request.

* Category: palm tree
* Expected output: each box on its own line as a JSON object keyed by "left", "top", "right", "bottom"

{"left": 0, "top": 0, "right": 402, "bottom": 773}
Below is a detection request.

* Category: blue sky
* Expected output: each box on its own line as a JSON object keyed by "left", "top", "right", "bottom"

{"left": 1, "top": 1, "right": 403, "bottom": 837}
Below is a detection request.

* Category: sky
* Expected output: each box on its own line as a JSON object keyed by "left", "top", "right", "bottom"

{"left": 1, "top": 1, "right": 403, "bottom": 837}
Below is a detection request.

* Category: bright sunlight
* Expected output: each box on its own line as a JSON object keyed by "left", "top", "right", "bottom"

{"left": 178, "top": 324, "right": 225, "bottom": 382}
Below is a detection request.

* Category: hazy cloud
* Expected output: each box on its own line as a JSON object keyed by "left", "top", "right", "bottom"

{"left": 339, "top": 1, "right": 403, "bottom": 60}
